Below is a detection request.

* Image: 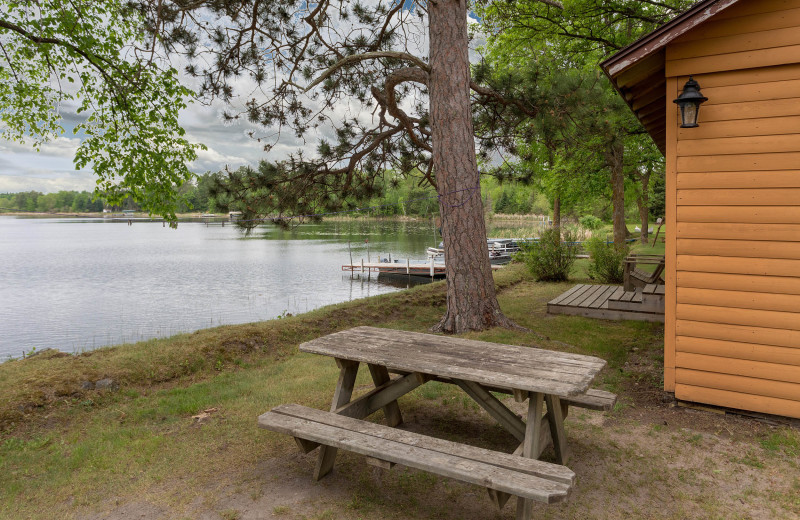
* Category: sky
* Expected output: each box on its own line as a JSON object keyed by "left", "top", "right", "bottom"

{"left": 0, "top": 7, "right": 483, "bottom": 195}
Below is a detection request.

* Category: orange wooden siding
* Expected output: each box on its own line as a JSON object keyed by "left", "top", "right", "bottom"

{"left": 665, "top": 0, "right": 800, "bottom": 418}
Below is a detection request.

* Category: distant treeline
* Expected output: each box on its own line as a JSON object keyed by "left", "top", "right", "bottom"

{"left": 353, "top": 175, "right": 548, "bottom": 217}
{"left": 0, "top": 174, "right": 219, "bottom": 214}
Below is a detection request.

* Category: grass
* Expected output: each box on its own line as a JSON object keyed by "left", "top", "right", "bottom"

{"left": 1, "top": 260, "right": 798, "bottom": 520}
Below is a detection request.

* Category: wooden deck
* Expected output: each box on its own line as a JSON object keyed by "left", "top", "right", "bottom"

{"left": 547, "top": 284, "right": 665, "bottom": 323}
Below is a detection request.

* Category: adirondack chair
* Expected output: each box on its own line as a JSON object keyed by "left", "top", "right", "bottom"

{"left": 623, "top": 254, "right": 665, "bottom": 291}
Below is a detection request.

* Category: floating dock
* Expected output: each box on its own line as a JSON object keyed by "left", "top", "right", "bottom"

{"left": 342, "top": 259, "right": 503, "bottom": 280}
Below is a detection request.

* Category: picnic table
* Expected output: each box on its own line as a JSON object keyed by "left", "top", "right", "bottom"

{"left": 258, "top": 326, "right": 615, "bottom": 519}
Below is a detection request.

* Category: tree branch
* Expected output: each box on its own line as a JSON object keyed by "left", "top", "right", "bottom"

{"left": 304, "top": 51, "right": 430, "bottom": 92}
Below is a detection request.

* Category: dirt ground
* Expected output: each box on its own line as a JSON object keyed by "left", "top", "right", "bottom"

{"left": 80, "top": 361, "right": 800, "bottom": 520}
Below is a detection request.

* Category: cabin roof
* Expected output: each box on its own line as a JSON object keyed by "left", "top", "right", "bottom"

{"left": 600, "top": 0, "right": 744, "bottom": 154}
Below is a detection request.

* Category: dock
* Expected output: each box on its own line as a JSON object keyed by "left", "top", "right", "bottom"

{"left": 547, "top": 284, "right": 664, "bottom": 322}
{"left": 342, "top": 259, "right": 503, "bottom": 280}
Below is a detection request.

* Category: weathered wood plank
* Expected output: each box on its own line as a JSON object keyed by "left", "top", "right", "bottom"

{"left": 608, "top": 286, "right": 626, "bottom": 303}
{"left": 391, "top": 372, "right": 617, "bottom": 412}
{"left": 314, "top": 359, "right": 358, "bottom": 481}
{"left": 299, "top": 327, "right": 605, "bottom": 397}
{"left": 306, "top": 333, "right": 601, "bottom": 377}
{"left": 294, "top": 437, "right": 318, "bottom": 454}
{"left": 270, "top": 404, "right": 575, "bottom": 486}
{"left": 305, "top": 339, "right": 593, "bottom": 389}
{"left": 562, "top": 389, "right": 617, "bottom": 411}
{"left": 561, "top": 285, "right": 594, "bottom": 306}
{"left": 544, "top": 395, "right": 569, "bottom": 465}
{"left": 548, "top": 284, "right": 587, "bottom": 306}
{"left": 368, "top": 364, "right": 403, "bottom": 427}
{"left": 488, "top": 488, "right": 513, "bottom": 510}
{"left": 571, "top": 285, "right": 608, "bottom": 308}
{"left": 516, "top": 391, "right": 546, "bottom": 520}
{"left": 260, "top": 411, "right": 572, "bottom": 503}
{"left": 588, "top": 286, "right": 617, "bottom": 309}
{"left": 453, "top": 379, "right": 526, "bottom": 442}
{"left": 547, "top": 304, "right": 665, "bottom": 323}
{"left": 365, "top": 456, "right": 395, "bottom": 470}
{"left": 335, "top": 371, "right": 421, "bottom": 421}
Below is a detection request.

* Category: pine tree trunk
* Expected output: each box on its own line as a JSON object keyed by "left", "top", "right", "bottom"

{"left": 552, "top": 194, "right": 561, "bottom": 230}
{"left": 429, "top": 0, "right": 515, "bottom": 333}
{"left": 637, "top": 170, "right": 652, "bottom": 244}
{"left": 606, "top": 142, "right": 627, "bottom": 248}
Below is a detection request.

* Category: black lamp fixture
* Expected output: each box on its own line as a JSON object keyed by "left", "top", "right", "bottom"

{"left": 673, "top": 76, "right": 708, "bottom": 128}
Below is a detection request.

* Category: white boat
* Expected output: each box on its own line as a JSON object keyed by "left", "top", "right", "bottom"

{"left": 426, "top": 238, "right": 528, "bottom": 265}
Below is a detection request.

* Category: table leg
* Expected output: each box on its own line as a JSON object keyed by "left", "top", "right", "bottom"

{"left": 314, "top": 359, "right": 359, "bottom": 480}
{"left": 367, "top": 364, "right": 403, "bottom": 427}
{"left": 516, "top": 392, "right": 544, "bottom": 520}
{"left": 544, "top": 394, "right": 569, "bottom": 465}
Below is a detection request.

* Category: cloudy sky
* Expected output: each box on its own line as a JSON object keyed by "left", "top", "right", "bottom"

{"left": 0, "top": 96, "right": 287, "bottom": 194}
{"left": 0, "top": 8, "right": 482, "bottom": 195}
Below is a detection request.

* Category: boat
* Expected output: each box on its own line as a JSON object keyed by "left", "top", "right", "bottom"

{"left": 426, "top": 238, "right": 529, "bottom": 265}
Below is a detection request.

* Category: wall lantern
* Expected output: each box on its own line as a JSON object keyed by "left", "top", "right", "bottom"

{"left": 673, "top": 76, "right": 708, "bottom": 128}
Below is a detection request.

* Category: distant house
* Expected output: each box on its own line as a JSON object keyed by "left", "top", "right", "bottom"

{"left": 603, "top": 0, "right": 800, "bottom": 419}
{"left": 122, "top": 209, "right": 135, "bottom": 216}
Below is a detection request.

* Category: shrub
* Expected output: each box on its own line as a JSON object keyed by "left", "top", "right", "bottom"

{"left": 521, "top": 228, "right": 578, "bottom": 281}
{"left": 579, "top": 215, "right": 603, "bottom": 231}
{"left": 585, "top": 237, "right": 629, "bottom": 284}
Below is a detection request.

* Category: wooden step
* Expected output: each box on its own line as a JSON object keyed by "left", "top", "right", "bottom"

{"left": 563, "top": 389, "right": 617, "bottom": 412}
{"left": 258, "top": 403, "right": 574, "bottom": 504}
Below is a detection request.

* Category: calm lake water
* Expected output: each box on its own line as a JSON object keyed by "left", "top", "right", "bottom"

{"left": 0, "top": 216, "right": 442, "bottom": 359}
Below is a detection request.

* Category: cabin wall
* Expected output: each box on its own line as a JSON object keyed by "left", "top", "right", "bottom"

{"left": 664, "top": 0, "right": 800, "bottom": 418}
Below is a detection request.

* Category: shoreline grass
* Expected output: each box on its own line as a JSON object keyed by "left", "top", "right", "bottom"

{"left": 1, "top": 261, "right": 797, "bottom": 520}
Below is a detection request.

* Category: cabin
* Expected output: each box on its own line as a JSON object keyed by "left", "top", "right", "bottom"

{"left": 602, "top": 0, "right": 800, "bottom": 419}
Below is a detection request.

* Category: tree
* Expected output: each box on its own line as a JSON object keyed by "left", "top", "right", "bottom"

{"left": 477, "top": 0, "right": 692, "bottom": 246}
{"left": 0, "top": 0, "right": 203, "bottom": 220}
{"left": 134, "top": 0, "right": 555, "bottom": 333}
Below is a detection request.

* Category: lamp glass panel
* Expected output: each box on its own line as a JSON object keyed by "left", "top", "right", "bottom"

{"left": 680, "top": 103, "right": 698, "bottom": 127}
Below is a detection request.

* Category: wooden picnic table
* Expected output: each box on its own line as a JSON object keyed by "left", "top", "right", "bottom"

{"left": 259, "top": 326, "right": 612, "bottom": 519}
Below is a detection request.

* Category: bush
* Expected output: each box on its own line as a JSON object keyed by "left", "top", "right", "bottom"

{"left": 579, "top": 215, "right": 603, "bottom": 231}
{"left": 521, "top": 228, "right": 578, "bottom": 281}
{"left": 585, "top": 237, "right": 629, "bottom": 284}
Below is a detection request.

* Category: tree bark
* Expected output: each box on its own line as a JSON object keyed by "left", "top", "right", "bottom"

{"left": 636, "top": 169, "right": 652, "bottom": 244}
{"left": 552, "top": 194, "right": 561, "bottom": 230}
{"left": 429, "top": 0, "right": 515, "bottom": 333}
{"left": 605, "top": 141, "right": 626, "bottom": 248}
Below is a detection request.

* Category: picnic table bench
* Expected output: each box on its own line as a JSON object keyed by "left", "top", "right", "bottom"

{"left": 258, "top": 326, "right": 615, "bottom": 519}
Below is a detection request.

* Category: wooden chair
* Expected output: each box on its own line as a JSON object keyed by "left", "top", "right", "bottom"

{"left": 623, "top": 254, "right": 665, "bottom": 291}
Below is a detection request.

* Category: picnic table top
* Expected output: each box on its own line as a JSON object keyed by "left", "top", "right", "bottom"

{"left": 299, "top": 326, "right": 607, "bottom": 397}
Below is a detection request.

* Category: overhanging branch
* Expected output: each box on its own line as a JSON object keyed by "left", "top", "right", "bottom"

{"left": 304, "top": 51, "right": 430, "bottom": 92}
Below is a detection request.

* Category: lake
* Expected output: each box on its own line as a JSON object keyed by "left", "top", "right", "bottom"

{"left": 0, "top": 216, "right": 443, "bottom": 359}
